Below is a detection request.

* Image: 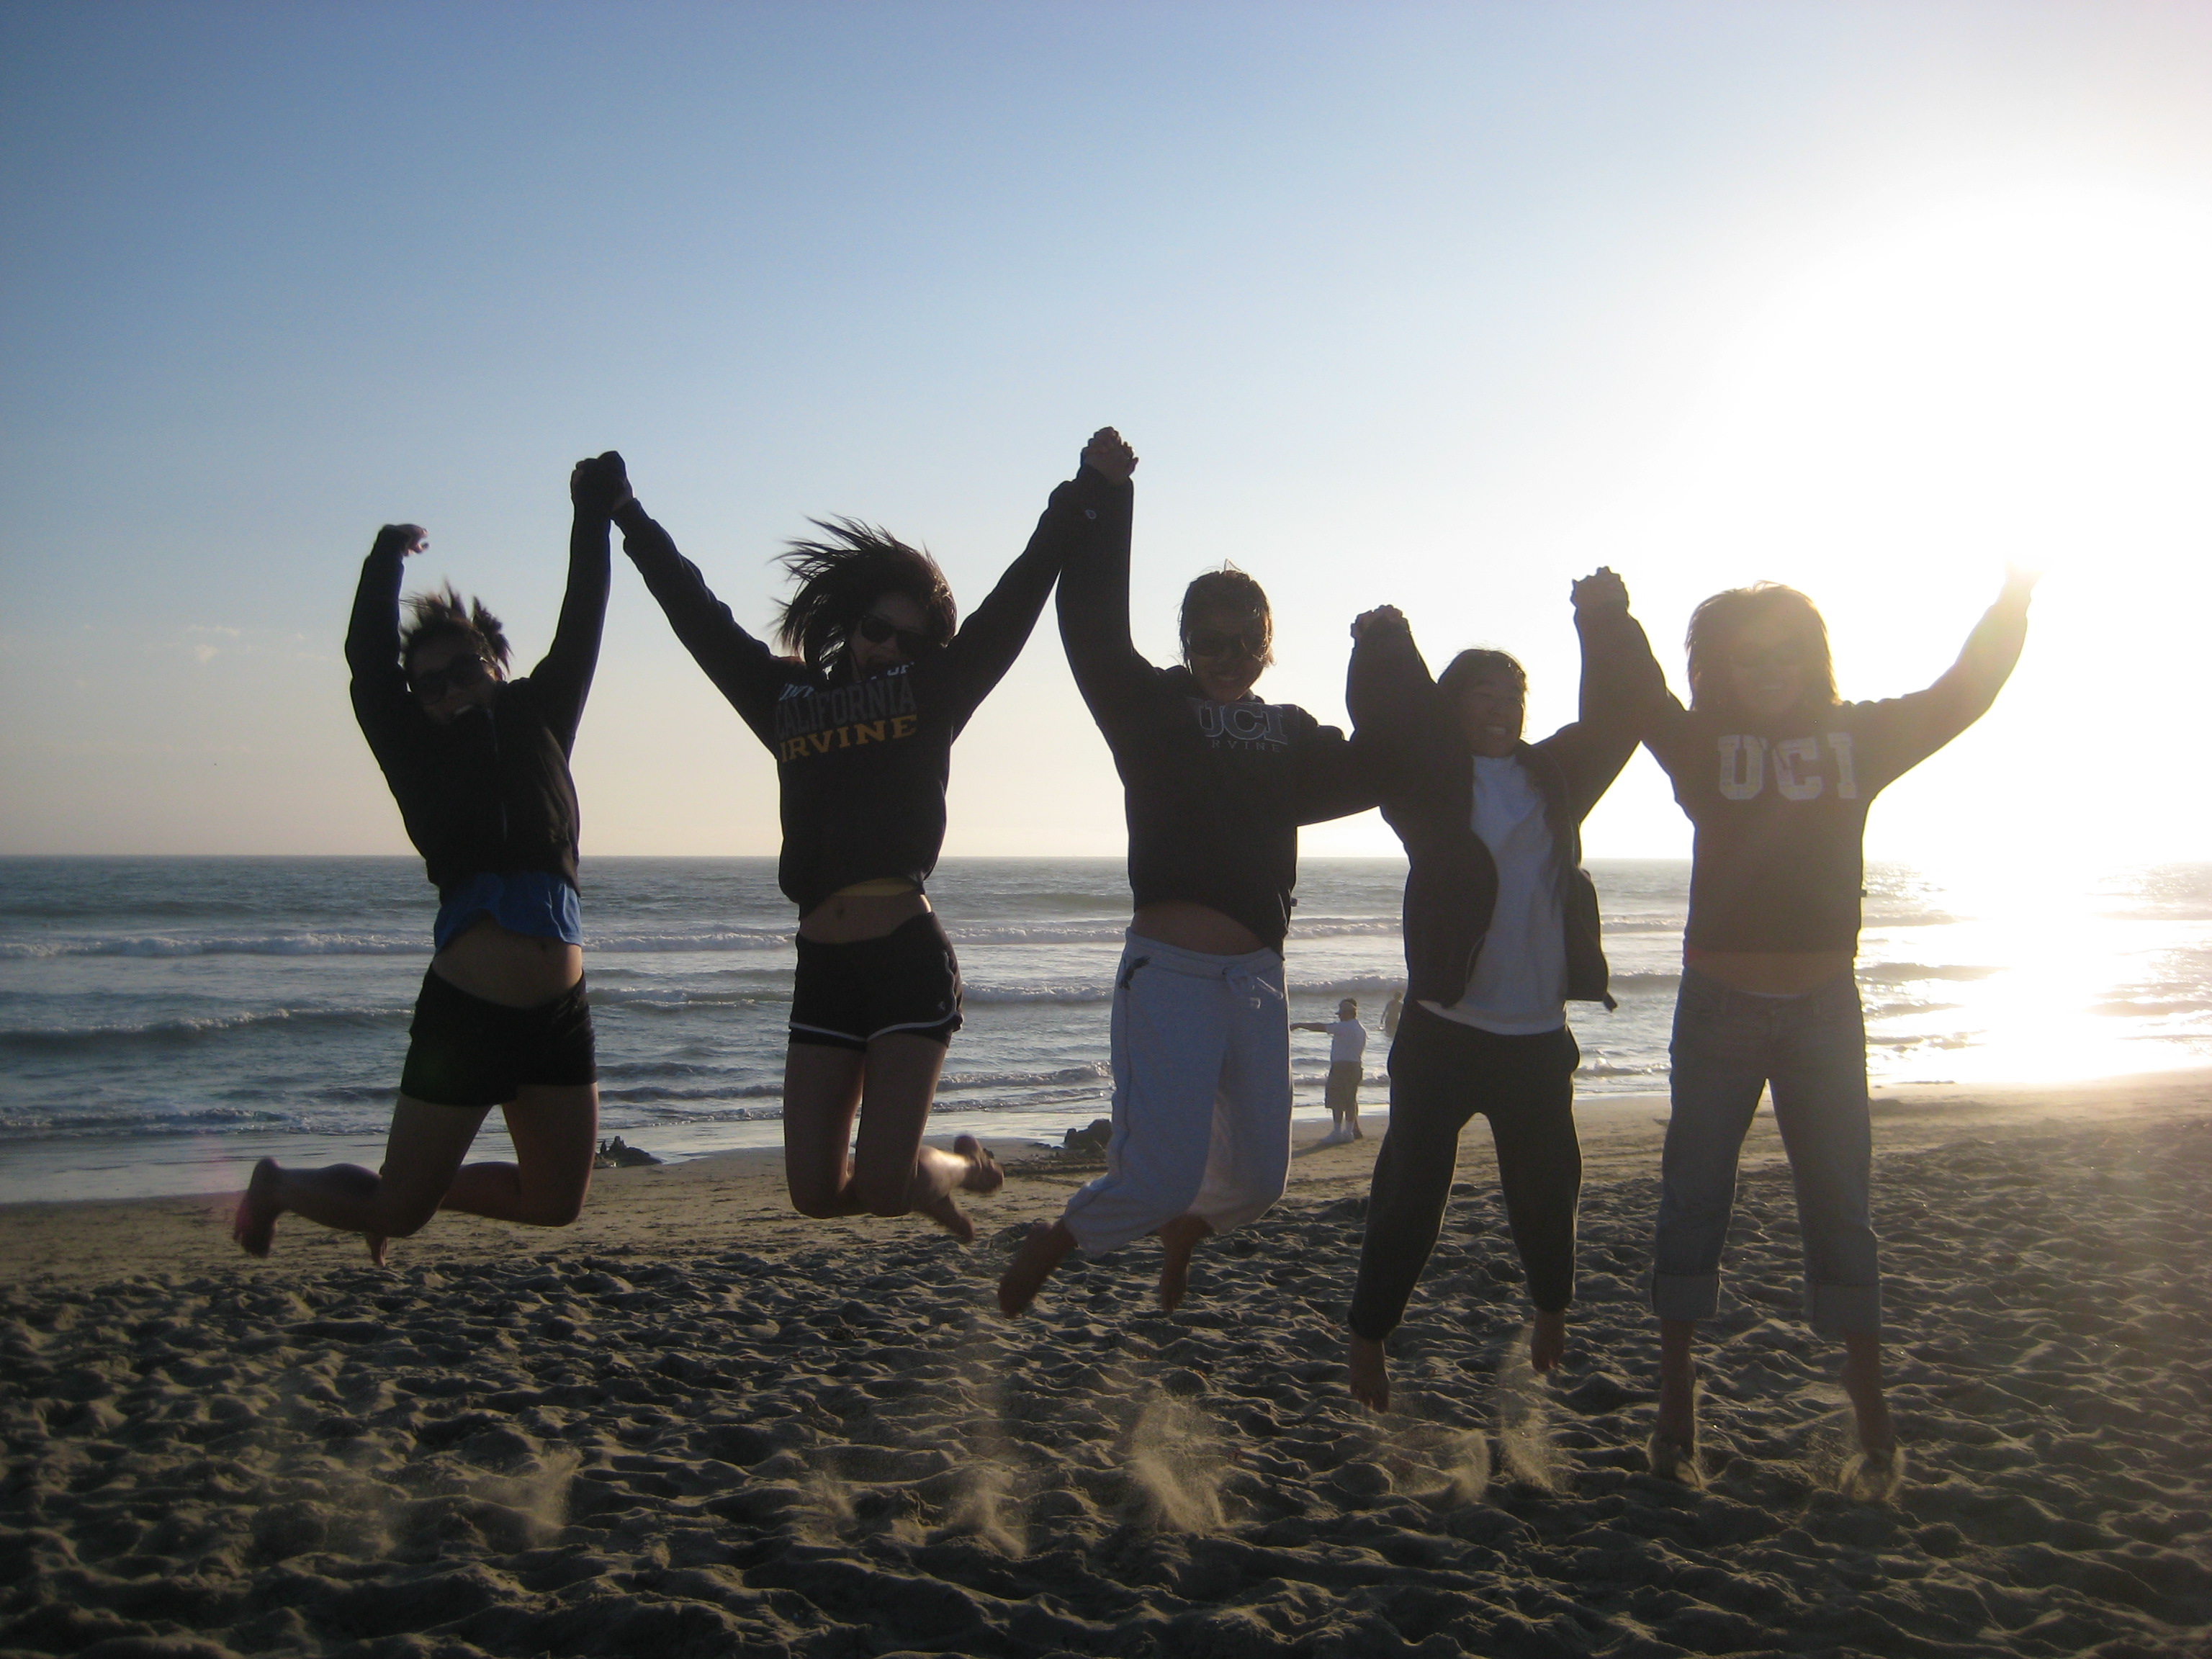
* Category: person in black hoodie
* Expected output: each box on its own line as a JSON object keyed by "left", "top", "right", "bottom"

{"left": 618, "top": 431, "right": 1129, "bottom": 1238}
{"left": 233, "top": 454, "right": 623, "bottom": 1262}
{"left": 1339, "top": 569, "right": 1660, "bottom": 1411}
{"left": 997, "top": 439, "right": 1383, "bottom": 1317}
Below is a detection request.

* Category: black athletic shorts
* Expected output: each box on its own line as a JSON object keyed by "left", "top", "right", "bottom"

{"left": 399, "top": 966, "right": 597, "bottom": 1107}
{"left": 788, "top": 912, "right": 963, "bottom": 1051}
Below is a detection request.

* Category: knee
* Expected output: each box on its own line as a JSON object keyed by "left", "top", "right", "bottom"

{"left": 529, "top": 1193, "right": 586, "bottom": 1228}
{"left": 374, "top": 1202, "right": 439, "bottom": 1240}
{"left": 788, "top": 1188, "right": 842, "bottom": 1220}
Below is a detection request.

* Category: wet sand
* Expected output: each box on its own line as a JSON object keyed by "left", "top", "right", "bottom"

{"left": 3, "top": 1073, "right": 2208, "bottom": 1657}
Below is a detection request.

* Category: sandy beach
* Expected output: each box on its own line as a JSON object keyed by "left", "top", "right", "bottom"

{"left": 3, "top": 1074, "right": 2208, "bottom": 1658}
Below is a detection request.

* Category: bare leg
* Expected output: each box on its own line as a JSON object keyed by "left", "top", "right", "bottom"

{"left": 1348, "top": 1332, "right": 1390, "bottom": 1413}
{"left": 782, "top": 1041, "right": 869, "bottom": 1217}
{"left": 1649, "top": 1316, "right": 1702, "bottom": 1483}
{"left": 1156, "top": 1213, "right": 1213, "bottom": 1312}
{"left": 232, "top": 1099, "right": 490, "bottom": 1259}
{"left": 1838, "top": 1331, "right": 1903, "bottom": 1497}
{"left": 1841, "top": 1331, "right": 1894, "bottom": 1452}
{"left": 998, "top": 1218, "right": 1077, "bottom": 1315}
{"left": 1529, "top": 1308, "right": 1567, "bottom": 1375}
{"left": 436, "top": 1084, "right": 598, "bottom": 1225}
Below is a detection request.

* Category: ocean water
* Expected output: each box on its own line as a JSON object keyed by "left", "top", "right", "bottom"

{"left": 3, "top": 856, "right": 2209, "bottom": 1204}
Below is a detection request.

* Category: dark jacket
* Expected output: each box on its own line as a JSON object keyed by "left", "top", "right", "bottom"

{"left": 1058, "top": 479, "right": 1382, "bottom": 951}
{"left": 347, "top": 511, "right": 611, "bottom": 895}
{"left": 619, "top": 469, "right": 1112, "bottom": 914}
{"left": 1346, "top": 602, "right": 1663, "bottom": 1009}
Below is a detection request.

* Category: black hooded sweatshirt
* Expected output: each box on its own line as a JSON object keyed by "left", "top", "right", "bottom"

{"left": 1057, "top": 479, "right": 1382, "bottom": 952}
{"left": 346, "top": 511, "right": 611, "bottom": 896}
{"left": 616, "top": 468, "right": 1117, "bottom": 915}
{"left": 1345, "top": 601, "right": 1662, "bottom": 1010}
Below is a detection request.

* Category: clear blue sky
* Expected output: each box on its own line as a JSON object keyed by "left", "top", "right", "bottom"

{"left": 4, "top": 2, "right": 2208, "bottom": 863}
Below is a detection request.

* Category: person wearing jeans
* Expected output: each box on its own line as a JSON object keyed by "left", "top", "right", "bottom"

{"left": 1339, "top": 571, "right": 1658, "bottom": 1411}
{"left": 1655, "top": 969, "right": 1876, "bottom": 1334}
{"left": 1640, "top": 569, "right": 2035, "bottom": 1493}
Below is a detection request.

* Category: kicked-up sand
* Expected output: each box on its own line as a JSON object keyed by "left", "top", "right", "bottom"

{"left": 2, "top": 1074, "right": 2208, "bottom": 1658}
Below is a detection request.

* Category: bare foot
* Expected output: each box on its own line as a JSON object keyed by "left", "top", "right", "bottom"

{"left": 1840, "top": 1332, "right": 1894, "bottom": 1455}
{"left": 954, "top": 1133, "right": 1004, "bottom": 1195}
{"left": 232, "top": 1159, "right": 282, "bottom": 1257}
{"left": 366, "top": 1233, "right": 390, "bottom": 1267}
{"left": 1529, "top": 1309, "right": 1566, "bottom": 1374}
{"left": 1156, "top": 1213, "right": 1213, "bottom": 1313}
{"left": 917, "top": 1189, "right": 977, "bottom": 1242}
{"left": 1839, "top": 1441, "right": 1907, "bottom": 1502}
{"left": 1348, "top": 1333, "right": 1390, "bottom": 1413}
{"left": 997, "top": 1219, "right": 1076, "bottom": 1316}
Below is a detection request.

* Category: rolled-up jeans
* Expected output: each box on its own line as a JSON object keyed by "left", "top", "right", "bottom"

{"left": 1651, "top": 967, "right": 1879, "bottom": 1337}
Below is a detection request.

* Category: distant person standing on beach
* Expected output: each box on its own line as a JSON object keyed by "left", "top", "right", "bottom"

{"left": 1382, "top": 989, "right": 1404, "bottom": 1038}
{"left": 1293, "top": 997, "right": 1367, "bottom": 1145}
{"left": 616, "top": 431, "right": 1129, "bottom": 1240}
{"left": 234, "top": 454, "right": 623, "bottom": 1262}
{"left": 998, "top": 449, "right": 1383, "bottom": 1316}
{"left": 1640, "top": 570, "right": 2036, "bottom": 1495}
{"left": 1339, "top": 571, "right": 1657, "bottom": 1411}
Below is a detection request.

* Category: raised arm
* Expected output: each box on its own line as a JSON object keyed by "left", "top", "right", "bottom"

{"left": 528, "top": 454, "right": 623, "bottom": 750}
{"left": 1056, "top": 428, "right": 1153, "bottom": 732}
{"left": 346, "top": 523, "right": 426, "bottom": 753}
{"left": 613, "top": 482, "right": 795, "bottom": 747}
{"left": 1344, "top": 605, "right": 1444, "bottom": 806}
{"left": 1881, "top": 566, "right": 2036, "bottom": 761}
{"left": 938, "top": 428, "right": 1137, "bottom": 724}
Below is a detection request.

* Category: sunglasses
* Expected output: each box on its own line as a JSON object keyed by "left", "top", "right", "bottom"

{"left": 1184, "top": 626, "right": 1268, "bottom": 660}
{"left": 1729, "top": 644, "right": 1809, "bottom": 673}
{"left": 408, "top": 654, "right": 491, "bottom": 700}
{"left": 855, "top": 613, "right": 937, "bottom": 657}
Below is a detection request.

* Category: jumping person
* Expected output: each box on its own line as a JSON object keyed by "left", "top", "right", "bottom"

{"left": 616, "top": 431, "right": 1128, "bottom": 1238}
{"left": 234, "top": 455, "right": 624, "bottom": 1261}
{"left": 1341, "top": 571, "right": 1656, "bottom": 1411}
{"left": 997, "top": 445, "right": 1383, "bottom": 1316}
{"left": 1640, "top": 570, "right": 2036, "bottom": 1493}
{"left": 1293, "top": 998, "right": 1367, "bottom": 1146}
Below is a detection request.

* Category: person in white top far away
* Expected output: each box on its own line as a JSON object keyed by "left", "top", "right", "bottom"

{"left": 1293, "top": 997, "right": 1369, "bottom": 1145}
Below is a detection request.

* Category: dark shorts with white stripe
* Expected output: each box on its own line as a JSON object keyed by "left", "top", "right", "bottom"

{"left": 788, "top": 912, "right": 963, "bottom": 1051}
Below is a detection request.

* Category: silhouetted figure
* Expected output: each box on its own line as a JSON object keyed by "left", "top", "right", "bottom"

{"left": 1340, "top": 570, "right": 1655, "bottom": 1411}
{"left": 1639, "top": 568, "right": 2036, "bottom": 1494}
{"left": 998, "top": 439, "right": 1384, "bottom": 1316}
{"left": 234, "top": 455, "right": 623, "bottom": 1261}
{"left": 616, "top": 433, "right": 1126, "bottom": 1238}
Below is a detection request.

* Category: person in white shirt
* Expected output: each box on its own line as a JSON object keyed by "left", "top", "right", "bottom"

{"left": 1338, "top": 572, "right": 1658, "bottom": 1411}
{"left": 1293, "top": 997, "right": 1367, "bottom": 1145}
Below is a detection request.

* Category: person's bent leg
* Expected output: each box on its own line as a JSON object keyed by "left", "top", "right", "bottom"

{"left": 783, "top": 1040, "right": 868, "bottom": 1217}
{"left": 1651, "top": 973, "right": 1770, "bottom": 1460}
{"left": 1485, "top": 1025, "right": 1583, "bottom": 1375}
{"left": 439, "top": 1083, "right": 599, "bottom": 1227}
{"left": 846, "top": 1033, "right": 999, "bottom": 1240}
{"left": 1346, "top": 1008, "right": 1481, "bottom": 1411}
{"left": 236, "top": 1097, "right": 490, "bottom": 1257}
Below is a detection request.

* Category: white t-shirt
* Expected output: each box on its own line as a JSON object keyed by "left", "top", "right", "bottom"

{"left": 1325, "top": 1017, "right": 1367, "bottom": 1065}
{"left": 1424, "top": 753, "right": 1567, "bottom": 1035}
